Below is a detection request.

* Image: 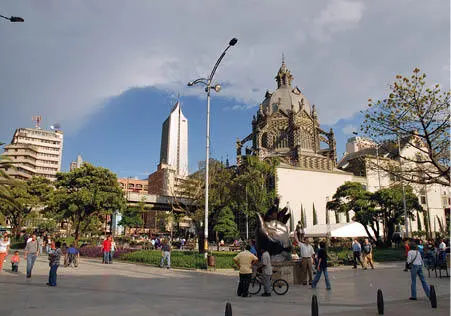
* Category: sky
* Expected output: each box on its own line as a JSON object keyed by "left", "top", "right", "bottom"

{"left": 1, "top": 1, "right": 449, "bottom": 179}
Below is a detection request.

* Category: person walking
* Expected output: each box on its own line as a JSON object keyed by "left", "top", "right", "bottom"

{"left": 362, "top": 238, "right": 375, "bottom": 270}
{"left": 407, "top": 242, "right": 430, "bottom": 300}
{"left": 110, "top": 237, "right": 116, "bottom": 264}
{"left": 47, "top": 241, "right": 62, "bottom": 287}
{"left": 311, "top": 242, "right": 331, "bottom": 290}
{"left": 352, "top": 239, "right": 364, "bottom": 269}
{"left": 0, "top": 234, "right": 10, "bottom": 272}
{"left": 260, "top": 247, "right": 273, "bottom": 296}
{"left": 233, "top": 245, "right": 258, "bottom": 297}
{"left": 24, "top": 234, "right": 40, "bottom": 278}
{"left": 160, "top": 240, "right": 171, "bottom": 269}
{"left": 299, "top": 238, "right": 315, "bottom": 285}
{"left": 102, "top": 235, "right": 112, "bottom": 264}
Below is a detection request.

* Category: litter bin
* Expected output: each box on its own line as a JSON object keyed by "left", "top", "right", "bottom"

{"left": 207, "top": 255, "right": 216, "bottom": 270}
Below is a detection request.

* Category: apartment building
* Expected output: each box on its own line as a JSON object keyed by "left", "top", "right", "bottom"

{"left": 3, "top": 127, "right": 64, "bottom": 181}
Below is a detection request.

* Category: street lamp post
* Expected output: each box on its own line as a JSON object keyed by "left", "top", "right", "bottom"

{"left": 0, "top": 14, "right": 24, "bottom": 22}
{"left": 187, "top": 38, "right": 238, "bottom": 257}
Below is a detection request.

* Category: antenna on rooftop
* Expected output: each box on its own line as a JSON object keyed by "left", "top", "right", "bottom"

{"left": 32, "top": 115, "right": 42, "bottom": 129}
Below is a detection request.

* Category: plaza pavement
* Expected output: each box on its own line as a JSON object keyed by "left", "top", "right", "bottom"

{"left": 0, "top": 255, "right": 449, "bottom": 316}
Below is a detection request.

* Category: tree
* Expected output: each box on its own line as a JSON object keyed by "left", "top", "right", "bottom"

{"left": 327, "top": 182, "right": 380, "bottom": 243}
{"left": 0, "top": 176, "right": 52, "bottom": 237}
{"left": 47, "top": 163, "right": 126, "bottom": 245}
{"left": 416, "top": 211, "right": 422, "bottom": 231}
{"left": 0, "top": 145, "right": 22, "bottom": 212}
{"left": 361, "top": 68, "right": 450, "bottom": 186}
{"left": 119, "top": 206, "right": 144, "bottom": 236}
{"left": 214, "top": 206, "right": 239, "bottom": 244}
{"left": 372, "top": 184, "right": 422, "bottom": 246}
{"left": 312, "top": 203, "right": 318, "bottom": 225}
{"left": 300, "top": 205, "right": 305, "bottom": 228}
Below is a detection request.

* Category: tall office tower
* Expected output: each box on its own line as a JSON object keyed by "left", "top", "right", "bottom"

{"left": 159, "top": 101, "right": 188, "bottom": 177}
{"left": 3, "top": 118, "right": 64, "bottom": 181}
{"left": 70, "top": 155, "right": 84, "bottom": 171}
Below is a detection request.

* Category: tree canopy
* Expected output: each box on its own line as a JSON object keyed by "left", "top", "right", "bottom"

{"left": 47, "top": 163, "right": 126, "bottom": 245}
{"left": 361, "top": 68, "right": 450, "bottom": 186}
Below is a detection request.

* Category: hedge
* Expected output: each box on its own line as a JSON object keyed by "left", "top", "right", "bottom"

{"left": 120, "top": 250, "right": 237, "bottom": 269}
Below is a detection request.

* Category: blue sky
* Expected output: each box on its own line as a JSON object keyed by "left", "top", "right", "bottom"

{"left": 60, "top": 84, "right": 362, "bottom": 179}
{"left": 1, "top": 1, "right": 449, "bottom": 179}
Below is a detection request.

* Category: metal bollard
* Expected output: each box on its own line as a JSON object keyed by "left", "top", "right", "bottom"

{"left": 311, "top": 294, "right": 319, "bottom": 316}
{"left": 377, "top": 289, "right": 384, "bottom": 315}
{"left": 429, "top": 285, "right": 437, "bottom": 308}
{"left": 225, "top": 301, "right": 232, "bottom": 316}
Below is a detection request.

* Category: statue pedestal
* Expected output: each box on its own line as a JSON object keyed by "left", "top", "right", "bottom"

{"left": 272, "top": 260, "right": 302, "bottom": 285}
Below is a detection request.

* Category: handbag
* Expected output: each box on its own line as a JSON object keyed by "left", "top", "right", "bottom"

{"left": 406, "top": 251, "right": 419, "bottom": 270}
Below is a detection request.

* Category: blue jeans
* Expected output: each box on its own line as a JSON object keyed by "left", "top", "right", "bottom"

{"left": 48, "top": 263, "right": 59, "bottom": 286}
{"left": 160, "top": 251, "right": 171, "bottom": 268}
{"left": 410, "top": 264, "right": 430, "bottom": 298}
{"left": 311, "top": 267, "right": 331, "bottom": 289}
{"left": 26, "top": 253, "right": 37, "bottom": 277}
{"left": 103, "top": 251, "right": 111, "bottom": 263}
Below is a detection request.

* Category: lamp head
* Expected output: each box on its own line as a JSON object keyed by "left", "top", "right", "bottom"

{"left": 229, "top": 38, "right": 238, "bottom": 46}
{"left": 213, "top": 84, "right": 221, "bottom": 93}
{"left": 187, "top": 81, "right": 194, "bottom": 87}
{"left": 10, "top": 16, "right": 24, "bottom": 22}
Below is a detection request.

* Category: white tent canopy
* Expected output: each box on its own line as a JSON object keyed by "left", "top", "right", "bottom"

{"left": 302, "top": 222, "right": 376, "bottom": 238}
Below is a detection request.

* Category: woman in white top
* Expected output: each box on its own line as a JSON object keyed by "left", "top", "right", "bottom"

{"left": 0, "top": 235, "right": 11, "bottom": 272}
{"left": 407, "top": 242, "right": 430, "bottom": 300}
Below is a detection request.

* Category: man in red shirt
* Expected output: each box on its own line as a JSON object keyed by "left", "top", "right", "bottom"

{"left": 403, "top": 239, "right": 410, "bottom": 271}
{"left": 102, "top": 235, "right": 112, "bottom": 264}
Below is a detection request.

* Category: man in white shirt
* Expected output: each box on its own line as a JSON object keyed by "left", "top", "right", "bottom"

{"left": 299, "top": 238, "right": 315, "bottom": 285}
{"left": 261, "top": 247, "right": 273, "bottom": 297}
{"left": 439, "top": 239, "right": 446, "bottom": 252}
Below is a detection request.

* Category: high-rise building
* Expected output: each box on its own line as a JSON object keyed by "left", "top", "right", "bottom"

{"left": 3, "top": 127, "right": 64, "bottom": 181}
{"left": 70, "top": 155, "right": 84, "bottom": 171}
{"left": 148, "top": 101, "right": 189, "bottom": 196}
{"left": 159, "top": 101, "right": 188, "bottom": 177}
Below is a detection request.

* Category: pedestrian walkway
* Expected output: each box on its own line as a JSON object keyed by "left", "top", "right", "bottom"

{"left": 0, "top": 256, "right": 449, "bottom": 315}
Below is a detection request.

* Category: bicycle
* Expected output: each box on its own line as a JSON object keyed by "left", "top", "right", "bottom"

{"left": 249, "top": 271, "right": 289, "bottom": 295}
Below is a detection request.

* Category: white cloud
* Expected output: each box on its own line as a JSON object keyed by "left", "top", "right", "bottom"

{"left": 0, "top": 1, "right": 449, "bottom": 137}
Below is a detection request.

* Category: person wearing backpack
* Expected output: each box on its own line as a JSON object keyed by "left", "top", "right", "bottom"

{"left": 362, "top": 238, "right": 374, "bottom": 270}
{"left": 406, "top": 242, "right": 430, "bottom": 300}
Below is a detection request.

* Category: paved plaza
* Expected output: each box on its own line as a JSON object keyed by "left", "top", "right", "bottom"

{"left": 0, "top": 256, "right": 449, "bottom": 316}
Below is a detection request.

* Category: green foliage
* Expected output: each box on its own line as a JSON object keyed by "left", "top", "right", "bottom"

{"left": 120, "top": 250, "right": 236, "bottom": 269}
{"left": 327, "top": 182, "right": 379, "bottom": 243}
{"left": 46, "top": 163, "right": 126, "bottom": 244}
{"left": 313, "top": 203, "right": 318, "bottom": 225}
{"left": 0, "top": 176, "right": 52, "bottom": 236}
{"left": 214, "top": 206, "right": 239, "bottom": 242}
{"left": 361, "top": 68, "right": 450, "bottom": 186}
{"left": 300, "top": 205, "right": 306, "bottom": 228}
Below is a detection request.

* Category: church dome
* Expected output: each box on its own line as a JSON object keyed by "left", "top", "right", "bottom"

{"left": 261, "top": 61, "right": 312, "bottom": 115}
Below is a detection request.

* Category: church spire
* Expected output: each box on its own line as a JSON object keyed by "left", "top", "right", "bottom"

{"left": 275, "top": 54, "right": 293, "bottom": 88}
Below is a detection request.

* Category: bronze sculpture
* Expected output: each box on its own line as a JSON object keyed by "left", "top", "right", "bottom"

{"left": 255, "top": 198, "right": 293, "bottom": 262}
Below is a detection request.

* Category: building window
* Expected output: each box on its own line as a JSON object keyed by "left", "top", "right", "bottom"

{"left": 261, "top": 133, "right": 268, "bottom": 149}
{"left": 420, "top": 196, "right": 426, "bottom": 205}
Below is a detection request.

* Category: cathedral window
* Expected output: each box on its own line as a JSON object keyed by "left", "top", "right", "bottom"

{"left": 261, "top": 133, "right": 268, "bottom": 149}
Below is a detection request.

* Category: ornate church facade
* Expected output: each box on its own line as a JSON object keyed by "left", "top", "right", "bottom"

{"left": 236, "top": 60, "right": 337, "bottom": 171}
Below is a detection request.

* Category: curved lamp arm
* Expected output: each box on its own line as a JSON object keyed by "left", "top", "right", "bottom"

{"left": 209, "top": 38, "right": 238, "bottom": 81}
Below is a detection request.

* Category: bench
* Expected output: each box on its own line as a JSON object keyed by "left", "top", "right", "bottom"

{"left": 228, "top": 245, "right": 241, "bottom": 252}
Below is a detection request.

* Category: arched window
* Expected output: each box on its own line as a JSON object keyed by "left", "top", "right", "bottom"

{"left": 261, "top": 133, "right": 268, "bottom": 149}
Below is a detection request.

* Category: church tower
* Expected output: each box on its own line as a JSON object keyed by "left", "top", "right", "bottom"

{"left": 159, "top": 101, "right": 189, "bottom": 177}
{"left": 236, "top": 59, "right": 337, "bottom": 170}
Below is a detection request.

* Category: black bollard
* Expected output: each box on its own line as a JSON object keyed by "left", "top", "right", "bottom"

{"left": 311, "top": 294, "right": 319, "bottom": 316}
{"left": 377, "top": 289, "right": 384, "bottom": 315}
{"left": 430, "top": 285, "right": 437, "bottom": 308}
{"left": 225, "top": 301, "right": 232, "bottom": 316}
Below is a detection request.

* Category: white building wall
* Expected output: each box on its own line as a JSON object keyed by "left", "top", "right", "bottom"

{"left": 276, "top": 166, "right": 366, "bottom": 229}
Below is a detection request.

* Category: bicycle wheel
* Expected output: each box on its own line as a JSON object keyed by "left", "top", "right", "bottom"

{"left": 272, "top": 279, "right": 289, "bottom": 295}
{"left": 248, "top": 278, "right": 262, "bottom": 295}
